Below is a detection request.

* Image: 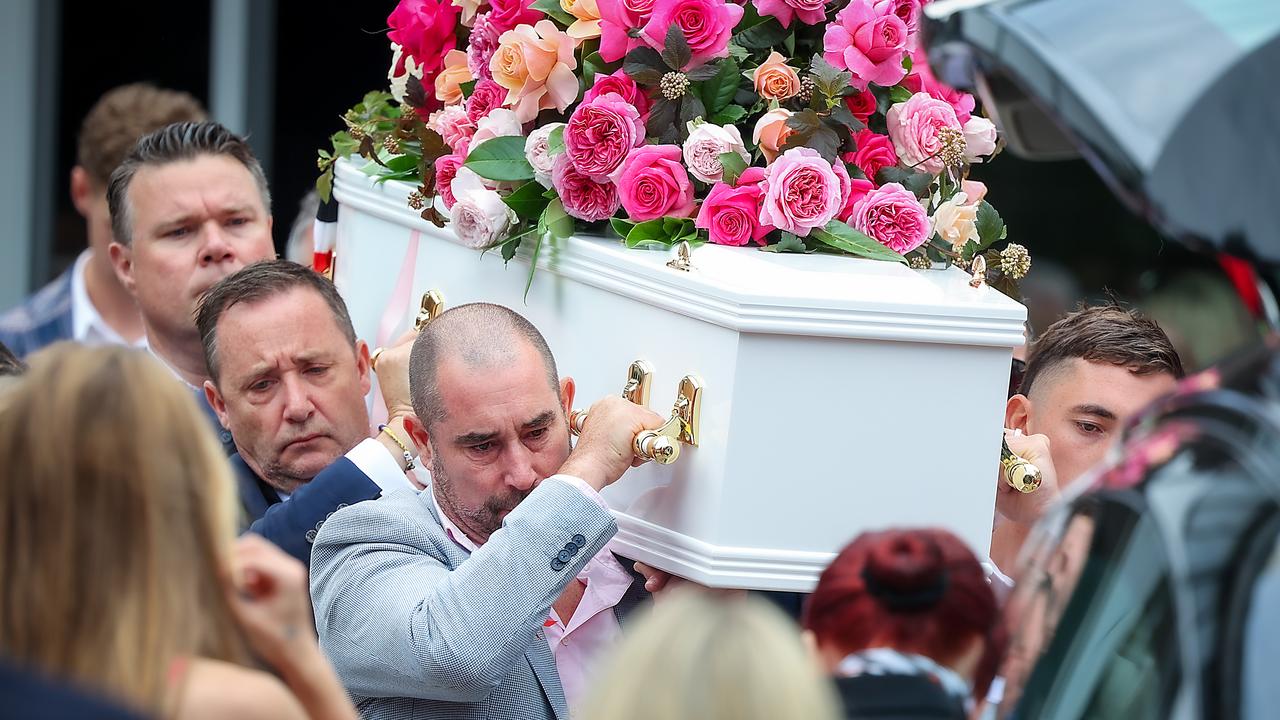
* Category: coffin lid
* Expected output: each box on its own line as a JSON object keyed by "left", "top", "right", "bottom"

{"left": 335, "top": 159, "right": 1027, "bottom": 347}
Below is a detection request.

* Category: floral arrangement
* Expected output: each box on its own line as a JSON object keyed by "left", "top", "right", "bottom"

{"left": 317, "top": 0, "right": 1030, "bottom": 295}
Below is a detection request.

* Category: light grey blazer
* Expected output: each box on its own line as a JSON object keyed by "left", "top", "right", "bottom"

{"left": 310, "top": 479, "right": 647, "bottom": 720}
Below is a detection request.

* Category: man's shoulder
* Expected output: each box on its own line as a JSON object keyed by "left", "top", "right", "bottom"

{"left": 314, "top": 487, "right": 441, "bottom": 546}
{"left": 0, "top": 269, "right": 74, "bottom": 355}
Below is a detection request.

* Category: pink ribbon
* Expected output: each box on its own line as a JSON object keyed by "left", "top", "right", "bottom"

{"left": 369, "top": 230, "right": 421, "bottom": 427}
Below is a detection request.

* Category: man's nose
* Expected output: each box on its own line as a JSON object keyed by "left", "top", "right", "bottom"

{"left": 281, "top": 376, "right": 315, "bottom": 424}
{"left": 502, "top": 444, "right": 540, "bottom": 492}
{"left": 199, "top": 222, "right": 236, "bottom": 266}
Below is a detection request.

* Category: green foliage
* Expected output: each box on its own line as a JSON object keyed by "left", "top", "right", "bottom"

{"left": 974, "top": 200, "right": 1007, "bottom": 249}
{"left": 761, "top": 232, "right": 813, "bottom": 253}
{"left": 548, "top": 126, "right": 566, "bottom": 156}
{"left": 531, "top": 0, "right": 576, "bottom": 26}
{"left": 661, "top": 25, "right": 692, "bottom": 71}
{"left": 810, "top": 220, "right": 908, "bottom": 263}
{"left": 503, "top": 181, "right": 553, "bottom": 221}
{"left": 614, "top": 217, "right": 699, "bottom": 249}
{"left": 464, "top": 136, "right": 535, "bottom": 181}
{"left": 718, "top": 152, "right": 748, "bottom": 185}
{"left": 875, "top": 166, "right": 934, "bottom": 199}
{"left": 699, "top": 59, "right": 741, "bottom": 114}
{"left": 734, "top": 18, "right": 788, "bottom": 49}
{"left": 708, "top": 104, "right": 747, "bottom": 126}
{"left": 781, "top": 110, "right": 842, "bottom": 162}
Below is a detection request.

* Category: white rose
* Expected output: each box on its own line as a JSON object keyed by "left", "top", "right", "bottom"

{"left": 683, "top": 121, "right": 750, "bottom": 183}
{"left": 931, "top": 191, "right": 980, "bottom": 251}
{"left": 471, "top": 108, "right": 524, "bottom": 149}
{"left": 962, "top": 116, "right": 997, "bottom": 162}
{"left": 525, "top": 122, "right": 565, "bottom": 189}
{"left": 449, "top": 168, "right": 516, "bottom": 248}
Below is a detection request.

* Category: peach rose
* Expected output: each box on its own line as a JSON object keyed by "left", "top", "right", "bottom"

{"left": 753, "top": 51, "right": 801, "bottom": 102}
{"left": 435, "top": 49, "right": 474, "bottom": 105}
{"left": 752, "top": 108, "right": 794, "bottom": 164}
{"left": 490, "top": 20, "right": 580, "bottom": 122}
{"left": 562, "top": 0, "right": 602, "bottom": 40}
{"left": 931, "top": 190, "right": 980, "bottom": 251}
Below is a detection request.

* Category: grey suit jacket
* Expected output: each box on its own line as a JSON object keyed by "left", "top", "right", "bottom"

{"left": 310, "top": 480, "right": 647, "bottom": 720}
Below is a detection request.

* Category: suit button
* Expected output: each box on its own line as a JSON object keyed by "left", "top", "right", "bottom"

{"left": 563, "top": 543, "right": 577, "bottom": 552}
{"left": 305, "top": 529, "right": 317, "bottom": 543}
{"left": 550, "top": 559, "right": 565, "bottom": 571}
{"left": 571, "top": 534, "right": 586, "bottom": 547}
{"left": 557, "top": 549, "right": 573, "bottom": 562}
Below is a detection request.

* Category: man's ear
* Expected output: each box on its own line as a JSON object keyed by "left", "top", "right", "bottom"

{"left": 204, "top": 379, "right": 231, "bottom": 431}
{"left": 354, "top": 340, "right": 372, "bottom": 396}
{"left": 559, "top": 376, "right": 576, "bottom": 419}
{"left": 1006, "top": 393, "right": 1032, "bottom": 434}
{"left": 108, "top": 241, "right": 137, "bottom": 295}
{"left": 404, "top": 413, "right": 431, "bottom": 465}
{"left": 70, "top": 166, "right": 97, "bottom": 218}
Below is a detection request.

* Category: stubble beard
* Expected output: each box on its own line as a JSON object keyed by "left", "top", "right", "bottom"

{"left": 431, "top": 452, "right": 531, "bottom": 544}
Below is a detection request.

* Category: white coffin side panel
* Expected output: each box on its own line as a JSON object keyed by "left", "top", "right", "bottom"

{"left": 333, "top": 159, "right": 1026, "bottom": 591}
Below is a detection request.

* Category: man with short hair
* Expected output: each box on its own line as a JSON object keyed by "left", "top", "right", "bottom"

{"left": 992, "top": 304, "right": 1184, "bottom": 570}
{"left": 311, "top": 303, "right": 666, "bottom": 720}
{"left": 0, "top": 84, "right": 206, "bottom": 357}
{"left": 198, "top": 259, "right": 419, "bottom": 564}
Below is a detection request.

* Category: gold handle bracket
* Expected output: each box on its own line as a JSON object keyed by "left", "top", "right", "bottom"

{"left": 1001, "top": 437, "right": 1043, "bottom": 493}
{"left": 414, "top": 290, "right": 446, "bottom": 332}
{"left": 571, "top": 360, "right": 654, "bottom": 435}
{"left": 571, "top": 368, "right": 702, "bottom": 465}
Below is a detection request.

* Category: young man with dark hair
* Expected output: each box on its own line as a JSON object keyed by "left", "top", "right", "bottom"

{"left": 992, "top": 304, "right": 1184, "bottom": 570}
{"left": 0, "top": 84, "right": 206, "bottom": 357}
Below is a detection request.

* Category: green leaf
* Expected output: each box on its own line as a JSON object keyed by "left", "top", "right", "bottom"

{"left": 622, "top": 217, "right": 693, "bottom": 249}
{"left": 548, "top": 125, "right": 566, "bottom": 156}
{"left": 678, "top": 94, "right": 706, "bottom": 127}
{"left": 734, "top": 18, "right": 788, "bottom": 49}
{"left": 889, "top": 85, "right": 913, "bottom": 103}
{"left": 974, "top": 200, "right": 1007, "bottom": 249}
{"left": 761, "top": 232, "right": 811, "bottom": 253}
{"left": 811, "top": 220, "right": 908, "bottom": 263}
{"left": 623, "top": 46, "right": 666, "bottom": 80}
{"left": 809, "top": 54, "right": 853, "bottom": 101}
{"left": 610, "top": 218, "right": 636, "bottom": 238}
{"left": 501, "top": 235, "right": 523, "bottom": 261}
{"left": 661, "top": 24, "right": 692, "bottom": 71}
{"left": 524, "top": 233, "right": 544, "bottom": 300}
{"left": 875, "top": 166, "right": 934, "bottom": 199}
{"left": 708, "top": 104, "right": 747, "bottom": 126}
{"left": 316, "top": 168, "right": 334, "bottom": 203}
{"left": 539, "top": 197, "right": 574, "bottom": 241}
{"left": 331, "top": 130, "right": 359, "bottom": 158}
{"left": 698, "top": 58, "right": 740, "bottom": 114}
{"left": 503, "top": 181, "right": 553, "bottom": 221}
{"left": 718, "top": 151, "right": 747, "bottom": 185}
{"left": 646, "top": 99, "right": 679, "bottom": 142}
{"left": 460, "top": 79, "right": 478, "bottom": 99}
{"left": 685, "top": 63, "right": 721, "bottom": 82}
{"left": 531, "top": 0, "right": 576, "bottom": 26}
{"left": 464, "top": 136, "right": 535, "bottom": 181}
{"left": 727, "top": 42, "right": 750, "bottom": 63}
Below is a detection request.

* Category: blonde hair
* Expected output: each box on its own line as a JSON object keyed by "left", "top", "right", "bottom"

{"left": 581, "top": 588, "right": 841, "bottom": 720}
{"left": 0, "top": 344, "right": 251, "bottom": 713}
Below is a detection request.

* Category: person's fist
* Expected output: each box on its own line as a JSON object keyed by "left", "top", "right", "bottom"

{"left": 223, "top": 534, "right": 316, "bottom": 671}
{"left": 375, "top": 329, "right": 417, "bottom": 420}
{"left": 558, "top": 395, "right": 665, "bottom": 491}
{"left": 997, "top": 428, "right": 1061, "bottom": 525}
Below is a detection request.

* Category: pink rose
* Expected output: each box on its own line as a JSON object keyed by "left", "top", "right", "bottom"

{"left": 873, "top": 0, "right": 921, "bottom": 49}
{"left": 435, "top": 154, "right": 465, "bottom": 209}
{"left": 849, "top": 181, "right": 929, "bottom": 253}
{"left": 907, "top": 48, "right": 975, "bottom": 123}
{"left": 428, "top": 104, "right": 475, "bottom": 156}
{"left": 466, "top": 13, "right": 501, "bottom": 81}
{"left": 830, "top": 159, "right": 873, "bottom": 223}
{"left": 963, "top": 116, "right": 997, "bottom": 161}
{"left": 465, "top": 78, "right": 508, "bottom": 122}
{"left": 582, "top": 69, "right": 652, "bottom": 120}
{"left": 758, "top": 147, "right": 843, "bottom": 237}
{"left": 564, "top": 92, "right": 646, "bottom": 181}
{"left": 525, "top": 122, "right": 564, "bottom": 187}
{"left": 961, "top": 179, "right": 987, "bottom": 204}
{"left": 552, "top": 155, "right": 622, "bottom": 221}
{"left": 388, "top": 0, "right": 462, "bottom": 105}
{"left": 597, "top": 0, "right": 658, "bottom": 62}
{"left": 844, "top": 89, "right": 878, "bottom": 124}
{"left": 695, "top": 174, "right": 770, "bottom": 246}
{"left": 752, "top": 0, "right": 824, "bottom": 29}
{"left": 470, "top": 108, "right": 523, "bottom": 149}
{"left": 682, "top": 121, "right": 750, "bottom": 183}
{"left": 487, "top": 0, "right": 542, "bottom": 34}
{"left": 491, "top": 20, "right": 579, "bottom": 122}
{"left": 885, "top": 91, "right": 962, "bottom": 175}
{"left": 642, "top": 0, "right": 743, "bottom": 69}
{"left": 616, "top": 144, "right": 696, "bottom": 221}
{"left": 823, "top": 0, "right": 910, "bottom": 89}
{"left": 850, "top": 129, "right": 898, "bottom": 183}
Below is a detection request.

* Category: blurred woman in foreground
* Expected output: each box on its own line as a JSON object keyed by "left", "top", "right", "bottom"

{"left": 0, "top": 344, "right": 356, "bottom": 720}
{"left": 804, "top": 528, "right": 1003, "bottom": 720}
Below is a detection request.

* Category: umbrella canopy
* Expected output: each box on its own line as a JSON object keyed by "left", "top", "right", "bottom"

{"left": 940, "top": 0, "right": 1280, "bottom": 259}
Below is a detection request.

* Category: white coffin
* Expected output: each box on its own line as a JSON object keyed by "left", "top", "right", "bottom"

{"left": 332, "top": 159, "right": 1027, "bottom": 591}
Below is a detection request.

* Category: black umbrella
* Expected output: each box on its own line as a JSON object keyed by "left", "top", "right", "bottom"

{"left": 933, "top": 0, "right": 1280, "bottom": 260}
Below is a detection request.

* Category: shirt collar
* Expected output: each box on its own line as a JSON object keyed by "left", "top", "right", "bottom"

{"left": 429, "top": 484, "right": 481, "bottom": 554}
{"left": 70, "top": 250, "right": 140, "bottom": 346}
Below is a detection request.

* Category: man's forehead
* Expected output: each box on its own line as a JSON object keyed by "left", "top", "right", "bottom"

{"left": 131, "top": 156, "right": 261, "bottom": 213}
{"left": 1038, "top": 358, "right": 1176, "bottom": 413}
{"left": 217, "top": 291, "right": 350, "bottom": 369}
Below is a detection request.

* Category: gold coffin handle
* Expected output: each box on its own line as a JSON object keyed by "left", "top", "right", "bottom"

{"left": 570, "top": 360, "right": 653, "bottom": 435}
{"left": 573, "top": 374, "right": 703, "bottom": 466}
{"left": 1000, "top": 437, "right": 1043, "bottom": 493}
{"left": 414, "top": 290, "right": 446, "bottom": 332}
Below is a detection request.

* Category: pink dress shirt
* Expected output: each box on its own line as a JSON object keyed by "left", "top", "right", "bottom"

{"left": 430, "top": 477, "right": 633, "bottom": 714}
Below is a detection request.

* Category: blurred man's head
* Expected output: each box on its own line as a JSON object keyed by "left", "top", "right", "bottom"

{"left": 107, "top": 122, "right": 275, "bottom": 355}
{"left": 405, "top": 303, "right": 574, "bottom": 544}
{"left": 1007, "top": 305, "right": 1183, "bottom": 485}
{"left": 74, "top": 84, "right": 206, "bottom": 258}
{"left": 198, "top": 260, "right": 371, "bottom": 493}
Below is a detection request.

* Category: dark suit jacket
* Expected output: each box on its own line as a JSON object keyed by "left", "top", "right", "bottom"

{"left": 231, "top": 452, "right": 383, "bottom": 566}
{"left": 834, "top": 673, "right": 967, "bottom": 720}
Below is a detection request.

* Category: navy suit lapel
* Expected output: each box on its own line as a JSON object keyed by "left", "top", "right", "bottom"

{"left": 230, "top": 453, "right": 280, "bottom": 527}
{"left": 191, "top": 387, "right": 237, "bottom": 456}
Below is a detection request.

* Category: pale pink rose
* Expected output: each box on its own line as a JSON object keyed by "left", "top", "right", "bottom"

{"left": 758, "top": 148, "right": 843, "bottom": 237}
{"left": 434, "top": 154, "right": 465, "bottom": 209}
{"left": 490, "top": 20, "right": 579, "bottom": 123}
{"left": 564, "top": 92, "right": 645, "bottom": 181}
{"left": 552, "top": 154, "right": 622, "bottom": 221}
{"left": 963, "top": 116, "right": 998, "bottom": 161}
{"left": 428, "top": 104, "right": 476, "bottom": 156}
{"left": 931, "top": 190, "right": 980, "bottom": 251}
{"left": 752, "top": 108, "right": 794, "bottom": 164}
{"left": 682, "top": 122, "right": 750, "bottom": 184}
{"left": 752, "top": 51, "right": 802, "bottom": 101}
{"left": 850, "top": 129, "right": 899, "bottom": 183}
{"left": 487, "top": 0, "right": 542, "bottom": 34}
{"left": 696, "top": 171, "right": 771, "bottom": 246}
{"left": 471, "top": 108, "right": 523, "bottom": 149}
{"left": 449, "top": 167, "right": 517, "bottom": 247}
{"left": 823, "top": 0, "right": 910, "bottom": 89}
{"left": 752, "top": 0, "right": 824, "bottom": 28}
{"left": 465, "top": 78, "right": 508, "bottom": 122}
{"left": 388, "top": 0, "right": 462, "bottom": 111}
{"left": 885, "top": 91, "right": 962, "bottom": 175}
{"left": 525, "top": 122, "right": 565, "bottom": 188}
{"left": 616, "top": 144, "right": 696, "bottom": 221}
{"left": 597, "top": 0, "right": 657, "bottom": 62}
{"left": 562, "top": 0, "right": 603, "bottom": 40}
{"left": 961, "top": 179, "right": 987, "bottom": 204}
{"left": 641, "top": 0, "right": 743, "bottom": 69}
{"left": 849, "top": 181, "right": 930, "bottom": 253}
{"left": 466, "top": 13, "right": 501, "bottom": 81}
{"left": 873, "top": 0, "right": 921, "bottom": 49}
{"left": 582, "top": 69, "right": 652, "bottom": 119}
{"left": 435, "top": 49, "right": 474, "bottom": 105}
